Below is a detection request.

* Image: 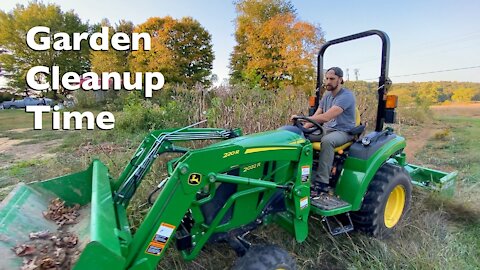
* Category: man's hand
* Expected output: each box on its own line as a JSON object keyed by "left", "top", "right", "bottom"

{"left": 303, "top": 122, "right": 314, "bottom": 128}
{"left": 291, "top": 114, "right": 314, "bottom": 128}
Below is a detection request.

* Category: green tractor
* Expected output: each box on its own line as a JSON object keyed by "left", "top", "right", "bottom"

{"left": 0, "top": 30, "right": 456, "bottom": 269}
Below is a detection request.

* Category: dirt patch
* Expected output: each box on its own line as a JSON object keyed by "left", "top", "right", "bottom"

{"left": 431, "top": 103, "right": 480, "bottom": 118}
{"left": 403, "top": 127, "right": 440, "bottom": 163}
{"left": 8, "top": 128, "right": 33, "bottom": 133}
{"left": 0, "top": 137, "right": 27, "bottom": 151}
{"left": 404, "top": 103, "right": 480, "bottom": 162}
{"left": 0, "top": 137, "right": 61, "bottom": 169}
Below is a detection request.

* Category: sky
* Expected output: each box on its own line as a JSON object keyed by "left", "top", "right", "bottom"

{"left": 1, "top": 0, "right": 479, "bottom": 85}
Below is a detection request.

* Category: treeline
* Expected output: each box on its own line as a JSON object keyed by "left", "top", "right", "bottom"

{"left": 2, "top": 1, "right": 476, "bottom": 106}
{"left": 0, "top": 3, "right": 214, "bottom": 91}
{"left": 0, "top": 0, "right": 323, "bottom": 96}
{"left": 342, "top": 80, "right": 480, "bottom": 106}
{"left": 390, "top": 81, "right": 480, "bottom": 104}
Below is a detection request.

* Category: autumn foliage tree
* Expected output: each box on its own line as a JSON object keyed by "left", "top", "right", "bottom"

{"left": 451, "top": 88, "right": 477, "bottom": 102}
{"left": 230, "top": 0, "right": 324, "bottom": 92}
{"left": 129, "top": 16, "right": 214, "bottom": 88}
{"left": 0, "top": 2, "right": 90, "bottom": 91}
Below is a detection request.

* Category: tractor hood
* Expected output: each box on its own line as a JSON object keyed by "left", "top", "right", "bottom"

{"left": 205, "top": 129, "right": 309, "bottom": 150}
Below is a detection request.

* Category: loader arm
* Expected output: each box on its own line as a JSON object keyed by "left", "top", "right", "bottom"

{"left": 124, "top": 130, "right": 313, "bottom": 269}
{"left": 113, "top": 126, "right": 242, "bottom": 206}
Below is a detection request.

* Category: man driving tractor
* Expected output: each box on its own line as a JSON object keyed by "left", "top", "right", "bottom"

{"left": 291, "top": 67, "right": 356, "bottom": 194}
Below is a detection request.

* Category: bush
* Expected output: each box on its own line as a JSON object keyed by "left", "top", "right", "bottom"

{"left": 396, "top": 104, "right": 432, "bottom": 126}
{"left": 114, "top": 85, "right": 309, "bottom": 134}
{"left": 0, "top": 92, "right": 17, "bottom": 103}
{"left": 74, "top": 90, "right": 100, "bottom": 109}
{"left": 113, "top": 83, "right": 434, "bottom": 134}
{"left": 42, "top": 90, "right": 65, "bottom": 101}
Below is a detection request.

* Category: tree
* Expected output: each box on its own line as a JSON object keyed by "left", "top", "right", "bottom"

{"left": 229, "top": 0, "right": 324, "bottom": 92}
{"left": 90, "top": 19, "right": 134, "bottom": 73}
{"left": 389, "top": 87, "right": 416, "bottom": 105}
{"left": 451, "top": 88, "right": 476, "bottom": 102}
{"left": 129, "top": 16, "right": 214, "bottom": 88}
{"left": 0, "top": 2, "right": 90, "bottom": 91}
{"left": 416, "top": 82, "right": 440, "bottom": 104}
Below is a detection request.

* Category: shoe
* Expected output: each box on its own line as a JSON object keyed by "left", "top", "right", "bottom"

{"left": 311, "top": 182, "right": 331, "bottom": 197}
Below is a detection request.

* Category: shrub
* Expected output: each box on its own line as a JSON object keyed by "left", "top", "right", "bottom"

{"left": 0, "top": 92, "right": 17, "bottom": 103}
{"left": 396, "top": 104, "right": 431, "bottom": 126}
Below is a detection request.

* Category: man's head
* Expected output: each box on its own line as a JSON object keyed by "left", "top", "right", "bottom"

{"left": 324, "top": 67, "right": 344, "bottom": 91}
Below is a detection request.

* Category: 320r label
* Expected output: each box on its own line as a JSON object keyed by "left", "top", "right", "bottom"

{"left": 223, "top": 150, "right": 240, "bottom": 158}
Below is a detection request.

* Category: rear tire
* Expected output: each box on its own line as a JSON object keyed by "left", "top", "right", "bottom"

{"left": 232, "top": 245, "right": 296, "bottom": 270}
{"left": 351, "top": 163, "right": 412, "bottom": 238}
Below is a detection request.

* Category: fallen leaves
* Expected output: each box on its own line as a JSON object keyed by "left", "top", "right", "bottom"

{"left": 14, "top": 244, "right": 37, "bottom": 257}
{"left": 76, "top": 142, "right": 125, "bottom": 157}
{"left": 29, "top": 231, "right": 51, "bottom": 240}
{"left": 14, "top": 231, "right": 80, "bottom": 270}
{"left": 42, "top": 198, "right": 80, "bottom": 227}
{"left": 13, "top": 198, "right": 82, "bottom": 270}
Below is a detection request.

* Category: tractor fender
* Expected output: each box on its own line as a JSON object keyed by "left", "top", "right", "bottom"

{"left": 335, "top": 132, "right": 406, "bottom": 211}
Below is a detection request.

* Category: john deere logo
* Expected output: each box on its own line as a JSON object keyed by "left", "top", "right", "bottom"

{"left": 188, "top": 173, "right": 202, "bottom": 185}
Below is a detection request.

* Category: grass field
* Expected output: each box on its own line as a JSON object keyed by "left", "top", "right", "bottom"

{"left": 0, "top": 104, "right": 479, "bottom": 269}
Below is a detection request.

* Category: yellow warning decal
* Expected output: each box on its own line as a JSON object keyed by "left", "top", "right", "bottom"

{"left": 245, "top": 147, "right": 295, "bottom": 154}
{"left": 145, "top": 222, "right": 176, "bottom": 256}
{"left": 188, "top": 173, "right": 202, "bottom": 185}
{"left": 145, "top": 242, "right": 165, "bottom": 256}
{"left": 300, "top": 196, "right": 309, "bottom": 209}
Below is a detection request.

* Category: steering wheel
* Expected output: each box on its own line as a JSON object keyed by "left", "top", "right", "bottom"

{"left": 292, "top": 116, "right": 325, "bottom": 136}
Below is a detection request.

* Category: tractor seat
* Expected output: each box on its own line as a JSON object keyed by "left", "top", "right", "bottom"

{"left": 310, "top": 108, "right": 365, "bottom": 153}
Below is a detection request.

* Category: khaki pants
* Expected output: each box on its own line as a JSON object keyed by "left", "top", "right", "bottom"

{"left": 315, "top": 128, "right": 353, "bottom": 184}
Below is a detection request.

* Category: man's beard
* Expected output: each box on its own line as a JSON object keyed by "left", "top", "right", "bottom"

{"left": 326, "top": 83, "right": 337, "bottom": 91}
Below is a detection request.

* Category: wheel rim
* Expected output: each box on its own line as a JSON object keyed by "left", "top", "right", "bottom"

{"left": 384, "top": 185, "right": 406, "bottom": 228}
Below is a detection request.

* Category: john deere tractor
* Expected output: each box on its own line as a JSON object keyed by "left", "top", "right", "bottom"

{"left": 0, "top": 30, "right": 457, "bottom": 270}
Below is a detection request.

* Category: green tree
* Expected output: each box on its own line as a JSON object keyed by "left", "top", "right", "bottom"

{"left": 230, "top": 0, "right": 324, "bottom": 92}
{"left": 129, "top": 16, "right": 214, "bottom": 88}
{"left": 90, "top": 19, "right": 134, "bottom": 73}
{"left": 0, "top": 2, "right": 90, "bottom": 91}
{"left": 451, "top": 88, "right": 476, "bottom": 102}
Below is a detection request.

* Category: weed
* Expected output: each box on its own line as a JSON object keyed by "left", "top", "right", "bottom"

{"left": 433, "top": 128, "right": 451, "bottom": 140}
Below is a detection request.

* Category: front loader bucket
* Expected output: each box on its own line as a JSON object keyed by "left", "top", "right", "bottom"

{"left": 0, "top": 160, "right": 126, "bottom": 270}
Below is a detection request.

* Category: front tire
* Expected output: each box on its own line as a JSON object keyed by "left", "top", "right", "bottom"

{"left": 352, "top": 163, "right": 412, "bottom": 238}
{"left": 232, "top": 245, "right": 296, "bottom": 270}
